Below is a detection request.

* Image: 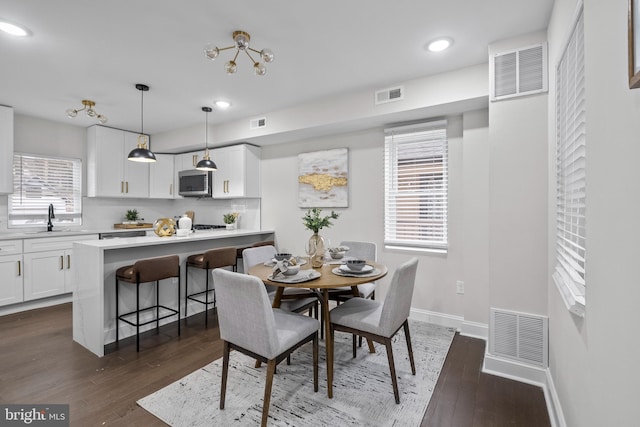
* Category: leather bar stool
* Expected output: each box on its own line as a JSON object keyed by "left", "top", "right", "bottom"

{"left": 185, "top": 246, "right": 237, "bottom": 326}
{"left": 115, "top": 255, "right": 181, "bottom": 352}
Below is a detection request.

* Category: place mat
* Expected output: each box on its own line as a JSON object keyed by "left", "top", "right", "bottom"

{"left": 268, "top": 269, "right": 321, "bottom": 283}
{"left": 332, "top": 267, "right": 381, "bottom": 278}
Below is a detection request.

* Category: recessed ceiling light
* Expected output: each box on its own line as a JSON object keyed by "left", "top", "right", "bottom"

{"left": 0, "top": 19, "right": 31, "bottom": 37}
{"left": 215, "top": 100, "right": 231, "bottom": 109}
{"left": 427, "top": 37, "right": 453, "bottom": 52}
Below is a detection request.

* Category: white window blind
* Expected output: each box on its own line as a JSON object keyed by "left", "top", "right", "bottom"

{"left": 384, "top": 120, "right": 448, "bottom": 250}
{"left": 10, "top": 153, "right": 82, "bottom": 227}
{"left": 553, "top": 5, "right": 586, "bottom": 317}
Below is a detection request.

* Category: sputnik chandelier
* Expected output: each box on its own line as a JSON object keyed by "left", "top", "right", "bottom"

{"left": 204, "top": 30, "right": 274, "bottom": 76}
{"left": 66, "top": 99, "right": 107, "bottom": 124}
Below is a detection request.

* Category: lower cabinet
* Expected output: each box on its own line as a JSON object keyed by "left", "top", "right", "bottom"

{"left": 23, "top": 250, "right": 68, "bottom": 300}
{"left": 0, "top": 239, "right": 23, "bottom": 307}
{"left": 22, "top": 235, "right": 98, "bottom": 302}
{"left": 0, "top": 253, "right": 23, "bottom": 307}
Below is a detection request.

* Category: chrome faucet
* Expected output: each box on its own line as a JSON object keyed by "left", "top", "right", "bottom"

{"left": 47, "top": 203, "right": 55, "bottom": 231}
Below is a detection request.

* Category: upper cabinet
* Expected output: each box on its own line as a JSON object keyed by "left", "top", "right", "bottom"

{"left": 149, "top": 153, "right": 175, "bottom": 199}
{"left": 211, "top": 144, "right": 261, "bottom": 198}
{"left": 0, "top": 105, "right": 14, "bottom": 194}
{"left": 87, "top": 126, "right": 150, "bottom": 198}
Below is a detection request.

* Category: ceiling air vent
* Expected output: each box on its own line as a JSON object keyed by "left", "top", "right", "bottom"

{"left": 375, "top": 86, "right": 404, "bottom": 105}
{"left": 490, "top": 43, "right": 548, "bottom": 101}
{"left": 250, "top": 117, "right": 267, "bottom": 130}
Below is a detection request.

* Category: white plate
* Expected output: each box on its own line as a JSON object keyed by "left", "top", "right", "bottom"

{"left": 339, "top": 264, "right": 373, "bottom": 274}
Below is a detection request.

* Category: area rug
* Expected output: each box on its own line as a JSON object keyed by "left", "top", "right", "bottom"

{"left": 137, "top": 320, "right": 455, "bottom": 426}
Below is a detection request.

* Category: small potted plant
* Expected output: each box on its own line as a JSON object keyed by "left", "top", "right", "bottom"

{"left": 223, "top": 212, "right": 239, "bottom": 230}
{"left": 125, "top": 209, "right": 139, "bottom": 224}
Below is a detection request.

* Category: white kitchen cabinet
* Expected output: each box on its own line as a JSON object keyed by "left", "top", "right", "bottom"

{"left": 174, "top": 151, "right": 201, "bottom": 172}
{"left": 0, "top": 240, "right": 23, "bottom": 307}
{"left": 211, "top": 144, "right": 261, "bottom": 198}
{"left": 23, "top": 235, "right": 98, "bottom": 301}
{"left": 0, "top": 105, "right": 14, "bottom": 194}
{"left": 87, "top": 125, "right": 150, "bottom": 198}
{"left": 149, "top": 153, "right": 176, "bottom": 199}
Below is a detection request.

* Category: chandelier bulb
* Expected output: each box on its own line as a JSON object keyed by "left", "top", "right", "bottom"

{"left": 225, "top": 60, "right": 237, "bottom": 74}
{"left": 66, "top": 108, "right": 78, "bottom": 118}
{"left": 260, "top": 48, "right": 274, "bottom": 63}
{"left": 204, "top": 44, "right": 219, "bottom": 60}
{"left": 97, "top": 114, "right": 108, "bottom": 124}
{"left": 254, "top": 62, "right": 267, "bottom": 76}
{"left": 87, "top": 108, "right": 96, "bottom": 118}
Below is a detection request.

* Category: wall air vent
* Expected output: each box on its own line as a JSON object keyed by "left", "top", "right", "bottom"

{"left": 250, "top": 117, "right": 267, "bottom": 130}
{"left": 375, "top": 86, "right": 404, "bottom": 105}
{"left": 489, "top": 308, "right": 548, "bottom": 367}
{"left": 490, "top": 43, "right": 548, "bottom": 101}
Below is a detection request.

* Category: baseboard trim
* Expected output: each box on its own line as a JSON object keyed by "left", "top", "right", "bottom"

{"left": 460, "top": 320, "right": 488, "bottom": 340}
{"left": 0, "top": 294, "right": 72, "bottom": 317}
{"left": 545, "top": 367, "right": 567, "bottom": 427}
{"left": 409, "top": 308, "right": 463, "bottom": 330}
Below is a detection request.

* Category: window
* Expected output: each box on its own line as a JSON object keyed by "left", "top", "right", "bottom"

{"left": 9, "top": 153, "right": 82, "bottom": 228}
{"left": 384, "top": 120, "right": 448, "bottom": 251}
{"left": 553, "top": 5, "right": 586, "bottom": 317}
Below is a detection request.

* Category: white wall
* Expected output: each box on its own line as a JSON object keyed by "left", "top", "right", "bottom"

{"left": 545, "top": 0, "right": 640, "bottom": 425}
{"left": 488, "top": 32, "right": 549, "bottom": 317}
{"left": 260, "top": 111, "right": 490, "bottom": 323}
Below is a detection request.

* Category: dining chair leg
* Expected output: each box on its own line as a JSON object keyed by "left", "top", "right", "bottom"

{"left": 403, "top": 320, "right": 416, "bottom": 375}
{"left": 220, "top": 341, "right": 230, "bottom": 410}
{"left": 384, "top": 337, "right": 400, "bottom": 404}
{"left": 262, "top": 359, "right": 277, "bottom": 427}
{"left": 352, "top": 334, "right": 357, "bottom": 358}
{"left": 313, "top": 332, "right": 319, "bottom": 392}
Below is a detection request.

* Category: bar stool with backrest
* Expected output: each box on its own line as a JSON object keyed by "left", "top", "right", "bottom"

{"left": 115, "top": 255, "right": 181, "bottom": 352}
{"left": 185, "top": 246, "right": 237, "bottom": 327}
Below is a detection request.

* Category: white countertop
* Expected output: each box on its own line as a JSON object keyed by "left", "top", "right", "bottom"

{"left": 74, "top": 228, "right": 275, "bottom": 249}
{"left": 0, "top": 227, "right": 150, "bottom": 240}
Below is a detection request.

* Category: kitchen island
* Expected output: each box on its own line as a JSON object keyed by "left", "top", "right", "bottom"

{"left": 72, "top": 229, "right": 274, "bottom": 357}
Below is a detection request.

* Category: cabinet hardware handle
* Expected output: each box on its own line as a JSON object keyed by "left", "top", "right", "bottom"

{"left": 192, "top": 155, "right": 198, "bottom": 166}
{"left": 60, "top": 255, "right": 64, "bottom": 270}
{"left": 121, "top": 181, "right": 124, "bottom": 193}
{"left": 126, "top": 182, "right": 129, "bottom": 193}
{"left": 67, "top": 254, "right": 71, "bottom": 269}
{"left": 17, "top": 260, "right": 21, "bottom": 276}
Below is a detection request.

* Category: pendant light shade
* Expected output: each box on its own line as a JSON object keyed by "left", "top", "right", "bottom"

{"left": 128, "top": 84, "right": 156, "bottom": 163}
{"left": 196, "top": 106, "right": 217, "bottom": 171}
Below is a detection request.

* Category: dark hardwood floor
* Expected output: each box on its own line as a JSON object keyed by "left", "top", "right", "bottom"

{"left": 0, "top": 303, "right": 550, "bottom": 426}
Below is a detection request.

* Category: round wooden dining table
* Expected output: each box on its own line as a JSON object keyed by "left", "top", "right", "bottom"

{"left": 248, "top": 260, "right": 388, "bottom": 399}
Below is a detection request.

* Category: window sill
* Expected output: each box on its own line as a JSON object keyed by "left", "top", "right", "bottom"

{"left": 553, "top": 275, "right": 585, "bottom": 318}
{"left": 384, "top": 245, "right": 447, "bottom": 255}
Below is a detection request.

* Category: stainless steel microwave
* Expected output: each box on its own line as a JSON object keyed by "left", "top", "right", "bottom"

{"left": 178, "top": 169, "right": 212, "bottom": 197}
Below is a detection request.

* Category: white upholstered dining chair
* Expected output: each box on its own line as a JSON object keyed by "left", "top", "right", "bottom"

{"left": 242, "top": 245, "right": 318, "bottom": 315}
{"left": 213, "top": 268, "right": 319, "bottom": 427}
{"left": 329, "top": 257, "right": 419, "bottom": 403}
{"left": 328, "top": 240, "right": 378, "bottom": 301}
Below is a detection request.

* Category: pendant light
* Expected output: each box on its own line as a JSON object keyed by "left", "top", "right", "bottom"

{"left": 196, "top": 106, "right": 218, "bottom": 171}
{"left": 128, "top": 83, "right": 156, "bottom": 163}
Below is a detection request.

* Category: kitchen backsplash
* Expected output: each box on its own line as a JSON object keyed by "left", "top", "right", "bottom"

{"left": 0, "top": 195, "right": 261, "bottom": 232}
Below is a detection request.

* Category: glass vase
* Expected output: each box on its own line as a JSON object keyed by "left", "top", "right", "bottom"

{"left": 309, "top": 232, "right": 325, "bottom": 268}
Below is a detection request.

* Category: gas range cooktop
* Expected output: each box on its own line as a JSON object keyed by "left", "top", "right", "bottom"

{"left": 192, "top": 224, "right": 226, "bottom": 230}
